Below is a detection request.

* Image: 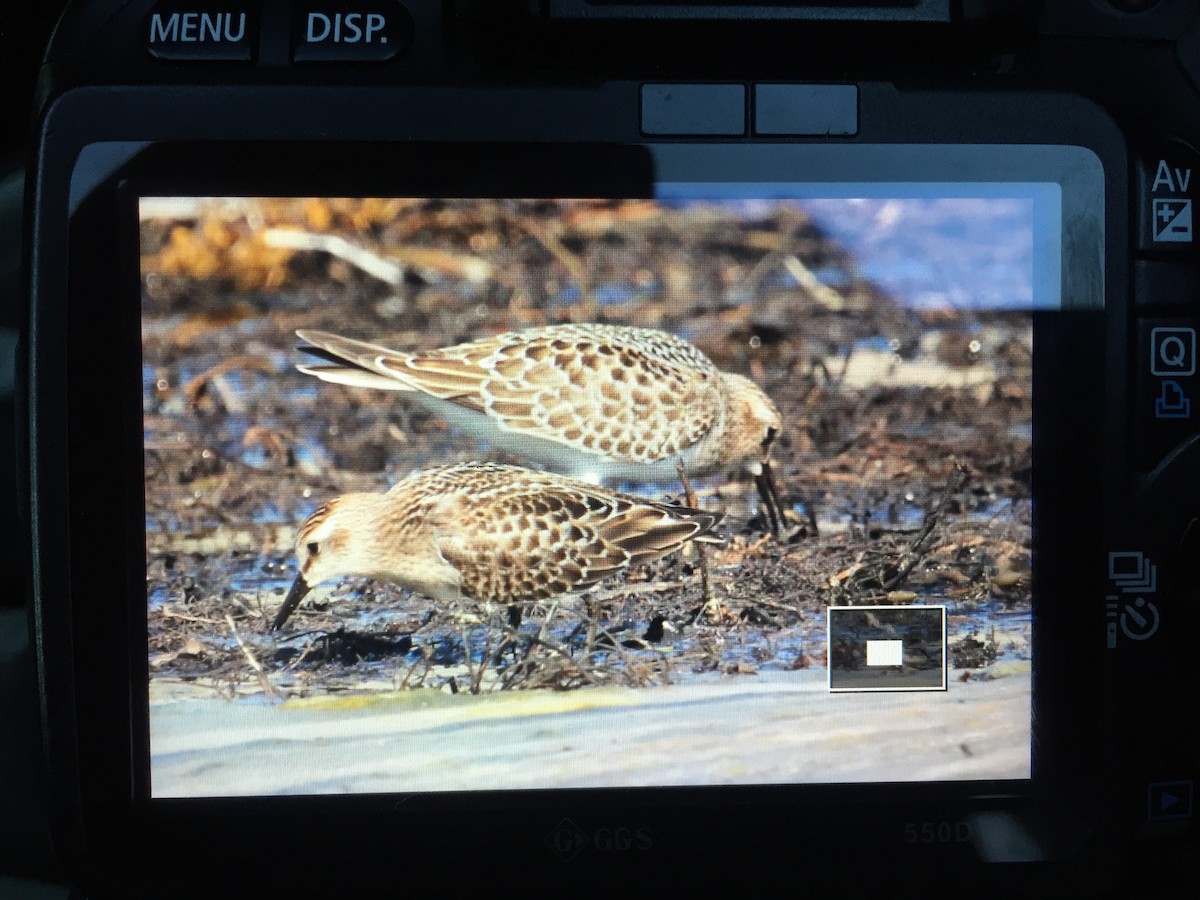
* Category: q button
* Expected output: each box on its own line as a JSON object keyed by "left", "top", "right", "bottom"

{"left": 1135, "top": 319, "right": 1200, "bottom": 470}
{"left": 1151, "top": 327, "right": 1196, "bottom": 377}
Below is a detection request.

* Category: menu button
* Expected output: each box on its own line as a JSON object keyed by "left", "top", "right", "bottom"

{"left": 147, "top": 3, "right": 255, "bottom": 61}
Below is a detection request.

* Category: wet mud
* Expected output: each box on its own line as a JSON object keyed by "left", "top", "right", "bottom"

{"left": 141, "top": 198, "right": 1033, "bottom": 699}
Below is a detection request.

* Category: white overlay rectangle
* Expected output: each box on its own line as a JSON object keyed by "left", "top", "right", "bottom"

{"left": 866, "top": 640, "right": 904, "bottom": 667}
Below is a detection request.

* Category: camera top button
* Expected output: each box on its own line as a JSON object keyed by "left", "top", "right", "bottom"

{"left": 754, "top": 84, "right": 858, "bottom": 137}
{"left": 292, "top": 2, "right": 413, "bottom": 63}
{"left": 146, "top": 2, "right": 256, "bottom": 62}
{"left": 641, "top": 85, "right": 746, "bottom": 137}
{"left": 1133, "top": 260, "right": 1200, "bottom": 310}
{"left": 1135, "top": 143, "right": 1200, "bottom": 258}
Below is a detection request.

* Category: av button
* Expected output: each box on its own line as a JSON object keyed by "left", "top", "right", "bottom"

{"left": 1136, "top": 143, "right": 1200, "bottom": 256}
{"left": 293, "top": 2, "right": 413, "bottom": 63}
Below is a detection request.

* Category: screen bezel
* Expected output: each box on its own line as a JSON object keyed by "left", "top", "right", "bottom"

{"left": 46, "top": 138, "right": 1113, "bottom": 883}
{"left": 129, "top": 139, "right": 1095, "bottom": 798}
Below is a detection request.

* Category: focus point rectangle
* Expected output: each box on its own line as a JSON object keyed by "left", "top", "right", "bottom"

{"left": 866, "top": 639, "right": 904, "bottom": 667}
{"left": 828, "top": 606, "right": 947, "bottom": 692}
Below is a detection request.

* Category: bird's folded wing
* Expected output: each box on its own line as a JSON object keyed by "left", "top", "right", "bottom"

{"left": 297, "top": 328, "right": 723, "bottom": 462}
{"left": 432, "top": 476, "right": 721, "bottom": 603}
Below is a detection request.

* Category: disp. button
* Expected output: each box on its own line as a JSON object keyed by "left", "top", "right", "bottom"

{"left": 293, "top": 2, "right": 413, "bottom": 63}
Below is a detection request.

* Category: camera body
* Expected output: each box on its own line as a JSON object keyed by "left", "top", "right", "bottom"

{"left": 25, "top": 1, "right": 1199, "bottom": 895}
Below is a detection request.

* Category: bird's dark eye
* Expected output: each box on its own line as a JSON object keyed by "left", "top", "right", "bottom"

{"left": 306, "top": 542, "right": 320, "bottom": 556}
{"left": 762, "top": 427, "right": 778, "bottom": 449}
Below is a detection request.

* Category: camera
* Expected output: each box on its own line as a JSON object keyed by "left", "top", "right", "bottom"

{"left": 24, "top": 1, "right": 1199, "bottom": 895}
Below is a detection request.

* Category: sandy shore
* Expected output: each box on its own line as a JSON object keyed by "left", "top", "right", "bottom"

{"left": 149, "top": 667, "right": 1030, "bottom": 797}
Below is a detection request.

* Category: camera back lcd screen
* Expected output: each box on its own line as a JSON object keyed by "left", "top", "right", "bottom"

{"left": 139, "top": 181, "right": 1057, "bottom": 797}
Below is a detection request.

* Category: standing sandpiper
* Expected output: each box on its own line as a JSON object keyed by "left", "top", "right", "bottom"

{"left": 294, "top": 324, "right": 788, "bottom": 533}
{"left": 270, "top": 462, "right": 722, "bottom": 631}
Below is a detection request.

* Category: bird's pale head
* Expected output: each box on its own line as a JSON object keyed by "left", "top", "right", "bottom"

{"left": 720, "top": 373, "right": 782, "bottom": 475}
{"left": 272, "top": 494, "right": 381, "bottom": 630}
{"left": 295, "top": 496, "right": 355, "bottom": 588}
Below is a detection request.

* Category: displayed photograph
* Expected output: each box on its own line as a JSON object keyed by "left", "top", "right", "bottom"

{"left": 141, "top": 193, "right": 1034, "bottom": 796}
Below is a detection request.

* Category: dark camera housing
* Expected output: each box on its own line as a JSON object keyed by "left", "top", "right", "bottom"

{"left": 25, "top": 1, "right": 1200, "bottom": 896}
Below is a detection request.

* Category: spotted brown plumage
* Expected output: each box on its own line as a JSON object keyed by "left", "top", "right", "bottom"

{"left": 295, "top": 324, "right": 787, "bottom": 533}
{"left": 300, "top": 326, "right": 777, "bottom": 480}
{"left": 270, "top": 463, "right": 722, "bottom": 631}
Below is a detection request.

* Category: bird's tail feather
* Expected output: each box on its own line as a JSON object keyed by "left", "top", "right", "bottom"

{"left": 296, "top": 363, "right": 417, "bottom": 392}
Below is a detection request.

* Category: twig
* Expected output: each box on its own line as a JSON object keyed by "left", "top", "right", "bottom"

{"left": 495, "top": 618, "right": 594, "bottom": 689}
{"left": 261, "top": 228, "right": 405, "bottom": 284}
{"left": 749, "top": 595, "right": 800, "bottom": 615}
{"left": 147, "top": 677, "right": 235, "bottom": 697}
{"left": 484, "top": 615, "right": 581, "bottom": 670}
{"left": 471, "top": 630, "right": 492, "bottom": 695}
{"left": 497, "top": 206, "right": 593, "bottom": 317}
{"left": 159, "top": 605, "right": 223, "bottom": 625}
{"left": 283, "top": 640, "right": 320, "bottom": 673}
{"left": 588, "top": 616, "right": 656, "bottom": 686}
{"left": 224, "top": 613, "right": 280, "bottom": 698}
{"left": 832, "top": 343, "right": 857, "bottom": 386}
{"left": 183, "top": 355, "right": 275, "bottom": 411}
{"left": 500, "top": 209, "right": 585, "bottom": 284}
{"left": 584, "top": 599, "right": 599, "bottom": 659}
{"left": 583, "top": 580, "right": 691, "bottom": 602}
{"left": 882, "top": 464, "right": 969, "bottom": 592}
{"left": 782, "top": 254, "right": 847, "bottom": 311}
{"left": 454, "top": 614, "right": 481, "bottom": 693}
{"left": 499, "top": 602, "right": 553, "bottom": 689}
{"left": 397, "top": 649, "right": 426, "bottom": 691}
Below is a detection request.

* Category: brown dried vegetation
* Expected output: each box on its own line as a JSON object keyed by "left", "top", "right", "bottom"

{"left": 142, "top": 198, "right": 1031, "bottom": 698}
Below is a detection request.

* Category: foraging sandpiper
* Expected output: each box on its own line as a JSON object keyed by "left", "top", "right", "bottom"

{"left": 270, "top": 462, "right": 722, "bottom": 630}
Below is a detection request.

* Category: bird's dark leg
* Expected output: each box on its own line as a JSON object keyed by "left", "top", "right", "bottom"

{"left": 584, "top": 598, "right": 598, "bottom": 657}
{"left": 491, "top": 604, "right": 523, "bottom": 666}
{"left": 754, "top": 462, "right": 784, "bottom": 537}
{"left": 756, "top": 460, "right": 818, "bottom": 538}
{"left": 676, "top": 461, "right": 715, "bottom": 621}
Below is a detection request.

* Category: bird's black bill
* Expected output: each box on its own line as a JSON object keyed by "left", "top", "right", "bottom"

{"left": 271, "top": 574, "right": 312, "bottom": 631}
{"left": 755, "top": 462, "right": 785, "bottom": 537}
